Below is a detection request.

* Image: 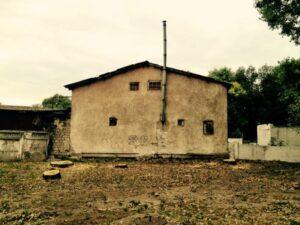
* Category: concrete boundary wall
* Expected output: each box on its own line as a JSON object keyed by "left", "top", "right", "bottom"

{"left": 257, "top": 124, "right": 300, "bottom": 146}
{"left": 0, "top": 130, "right": 49, "bottom": 161}
{"left": 230, "top": 143, "right": 300, "bottom": 163}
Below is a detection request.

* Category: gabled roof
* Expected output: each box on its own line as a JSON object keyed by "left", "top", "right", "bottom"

{"left": 65, "top": 61, "right": 231, "bottom": 90}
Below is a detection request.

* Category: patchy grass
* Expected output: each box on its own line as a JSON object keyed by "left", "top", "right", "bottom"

{"left": 0, "top": 160, "right": 299, "bottom": 225}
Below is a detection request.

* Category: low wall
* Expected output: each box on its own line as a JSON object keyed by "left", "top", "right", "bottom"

{"left": 230, "top": 143, "right": 300, "bottom": 163}
{"left": 0, "top": 130, "right": 49, "bottom": 161}
{"left": 257, "top": 124, "right": 300, "bottom": 146}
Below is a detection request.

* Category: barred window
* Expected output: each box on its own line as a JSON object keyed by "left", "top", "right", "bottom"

{"left": 148, "top": 81, "right": 161, "bottom": 90}
{"left": 203, "top": 120, "right": 214, "bottom": 135}
{"left": 129, "top": 82, "right": 139, "bottom": 91}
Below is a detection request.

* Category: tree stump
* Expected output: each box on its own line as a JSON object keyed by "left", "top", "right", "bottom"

{"left": 43, "top": 169, "right": 61, "bottom": 180}
{"left": 50, "top": 160, "right": 74, "bottom": 168}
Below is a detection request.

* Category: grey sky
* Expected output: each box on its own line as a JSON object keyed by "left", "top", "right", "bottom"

{"left": 0, "top": 0, "right": 299, "bottom": 106}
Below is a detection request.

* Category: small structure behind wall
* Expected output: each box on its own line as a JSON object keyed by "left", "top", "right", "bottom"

{"left": 0, "top": 105, "right": 71, "bottom": 161}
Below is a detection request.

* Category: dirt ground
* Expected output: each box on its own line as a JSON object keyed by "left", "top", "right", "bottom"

{"left": 0, "top": 159, "right": 299, "bottom": 225}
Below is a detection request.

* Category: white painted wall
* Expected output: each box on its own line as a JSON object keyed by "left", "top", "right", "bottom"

{"left": 257, "top": 124, "right": 272, "bottom": 146}
{"left": 257, "top": 124, "right": 300, "bottom": 146}
{"left": 228, "top": 138, "right": 243, "bottom": 144}
{"left": 229, "top": 143, "right": 300, "bottom": 163}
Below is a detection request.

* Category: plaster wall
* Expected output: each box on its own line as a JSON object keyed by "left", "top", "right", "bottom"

{"left": 70, "top": 67, "right": 228, "bottom": 156}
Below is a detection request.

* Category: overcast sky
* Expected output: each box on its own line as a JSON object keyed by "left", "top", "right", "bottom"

{"left": 0, "top": 0, "right": 299, "bottom": 106}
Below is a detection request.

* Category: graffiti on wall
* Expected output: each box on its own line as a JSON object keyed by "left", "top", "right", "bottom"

{"left": 128, "top": 135, "right": 149, "bottom": 147}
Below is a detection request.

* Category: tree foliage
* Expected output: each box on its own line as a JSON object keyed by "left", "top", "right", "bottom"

{"left": 209, "top": 57, "right": 300, "bottom": 140}
{"left": 255, "top": 0, "right": 300, "bottom": 45}
{"left": 42, "top": 94, "right": 71, "bottom": 109}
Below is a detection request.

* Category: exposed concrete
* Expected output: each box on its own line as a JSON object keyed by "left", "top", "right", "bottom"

{"left": 228, "top": 138, "right": 243, "bottom": 159}
{"left": 228, "top": 125, "right": 300, "bottom": 163}
{"left": 228, "top": 138, "right": 243, "bottom": 145}
{"left": 229, "top": 143, "right": 300, "bottom": 163}
{"left": 0, "top": 130, "right": 49, "bottom": 161}
{"left": 257, "top": 124, "right": 300, "bottom": 146}
{"left": 69, "top": 66, "right": 228, "bottom": 157}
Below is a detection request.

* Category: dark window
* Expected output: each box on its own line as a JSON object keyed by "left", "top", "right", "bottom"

{"left": 203, "top": 120, "right": 214, "bottom": 135}
{"left": 148, "top": 81, "right": 161, "bottom": 90}
{"left": 177, "top": 119, "right": 185, "bottom": 127}
{"left": 129, "top": 82, "right": 139, "bottom": 91}
{"left": 109, "top": 117, "right": 117, "bottom": 126}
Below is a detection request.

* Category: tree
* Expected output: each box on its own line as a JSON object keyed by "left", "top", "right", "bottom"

{"left": 209, "top": 57, "right": 300, "bottom": 140}
{"left": 259, "top": 58, "right": 300, "bottom": 125}
{"left": 208, "top": 67, "right": 235, "bottom": 82}
{"left": 255, "top": 0, "right": 300, "bottom": 45}
{"left": 209, "top": 67, "right": 248, "bottom": 139}
{"left": 42, "top": 94, "right": 71, "bottom": 109}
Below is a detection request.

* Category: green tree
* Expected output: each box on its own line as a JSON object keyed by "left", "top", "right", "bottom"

{"left": 209, "top": 67, "right": 248, "bottom": 139}
{"left": 208, "top": 67, "right": 235, "bottom": 82}
{"left": 259, "top": 58, "right": 300, "bottom": 125}
{"left": 42, "top": 94, "right": 71, "bottom": 109}
{"left": 255, "top": 0, "right": 300, "bottom": 45}
{"left": 209, "top": 57, "right": 300, "bottom": 140}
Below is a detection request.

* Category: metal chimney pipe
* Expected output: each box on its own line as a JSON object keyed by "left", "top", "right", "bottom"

{"left": 161, "top": 20, "right": 167, "bottom": 124}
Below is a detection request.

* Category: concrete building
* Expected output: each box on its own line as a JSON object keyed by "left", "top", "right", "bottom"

{"left": 65, "top": 61, "right": 230, "bottom": 158}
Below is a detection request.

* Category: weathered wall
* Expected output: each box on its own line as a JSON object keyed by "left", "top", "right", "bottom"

{"left": 0, "top": 130, "right": 49, "bottom": 161}
{"left": 52, "top": 118, "right": 71, "bottom": 156}
{"left": 0, "top": 131, "right": 22, "bottom": 161}
{"left": 70, "top": 67, "right": 228, "bottom": 157}
{"left": 257, "top": 124, "right": 300, "bottom": 146}
{"left": 229, "top": 143, "right": 300, "bottom": 163}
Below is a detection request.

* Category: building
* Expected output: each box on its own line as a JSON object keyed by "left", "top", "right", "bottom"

{"left": 0, "top": 105, "right": 70, "bottom": 161}
{"left": 65, "top": 61, "right": 230, "bottom": 158}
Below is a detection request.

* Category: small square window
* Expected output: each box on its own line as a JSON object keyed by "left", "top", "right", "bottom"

{"left": 177, "top": 119, "right": 185, "bottom": 127}
{"left": 148, "top": 81, "right": 161, "bottom": 90}
{"left": 129, "top": 82, "right": 139, "bottom": 91}
{"left": 203, "top": 120, "right": 214, "bottom": 135}
{"left": 109, "top": 117, "right": 117, "bottom": 126}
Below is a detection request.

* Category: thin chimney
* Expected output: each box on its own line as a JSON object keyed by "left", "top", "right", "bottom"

{"left": 161, "top": 20, "right": 167, "bottom": 124}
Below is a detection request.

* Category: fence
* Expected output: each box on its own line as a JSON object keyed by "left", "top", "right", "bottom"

{"left": 0, "top": 130, "right": 49, "bottom": 161}
{"left": 229, "top": 142, "right": 300, "bottom": 163}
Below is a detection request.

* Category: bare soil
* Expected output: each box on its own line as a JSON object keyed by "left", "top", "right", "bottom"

{"left": 0, "top": 160, "right": 299, "bottom": 225}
